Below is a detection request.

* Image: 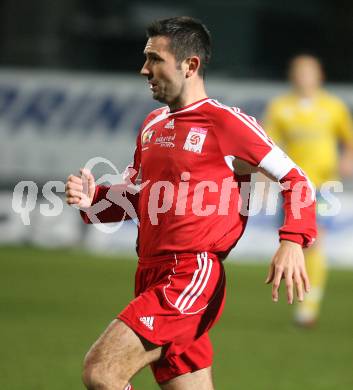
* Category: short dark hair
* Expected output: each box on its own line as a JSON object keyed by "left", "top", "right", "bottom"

{"left": 146, "top": 16, "right": 211, "bottom": 77}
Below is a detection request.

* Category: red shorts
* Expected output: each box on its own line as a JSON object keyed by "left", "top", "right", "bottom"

{"left": 118, "top": 251, "right": 226, "bottom": 384}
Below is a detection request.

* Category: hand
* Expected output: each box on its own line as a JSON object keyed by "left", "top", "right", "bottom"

{"left": 65, "top": 168, "right": 96, "bottom": 209}
{"left": 265, "top": 240, "right": 310, "bottom": 304}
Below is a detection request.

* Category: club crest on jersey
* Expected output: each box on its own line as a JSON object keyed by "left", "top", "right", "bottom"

{"left": 142, "top": 129, "right": 155, "bottom": 147}
{"left": 183, "top": 127, "right": 207, "bottom": 153}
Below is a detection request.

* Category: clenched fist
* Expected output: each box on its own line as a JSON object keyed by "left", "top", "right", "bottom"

{"left": 65, "top": 168, "right": 96, "bottom": 209}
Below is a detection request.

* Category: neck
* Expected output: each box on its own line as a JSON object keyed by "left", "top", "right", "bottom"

{"left": 294, "top": 87, "right": 319, "bottom": 99}
{"left": 168, "top": 78, "right": 208, "bottom": 111}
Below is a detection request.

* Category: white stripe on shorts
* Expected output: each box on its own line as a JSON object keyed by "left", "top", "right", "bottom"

{"left": 177, "top": 252, "right": 211, "bottom": 312}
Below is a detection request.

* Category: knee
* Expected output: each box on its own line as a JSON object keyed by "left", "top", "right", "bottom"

{"left": 82, "top": 362, "right": 104, "bottom": 390}
{"left": 82, "top": 354, "right": 127, "bottom": 390}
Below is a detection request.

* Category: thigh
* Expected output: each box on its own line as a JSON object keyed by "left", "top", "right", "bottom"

{"left": 84, "top": 319, "right": 162, "bottom": 381}
{"left": 160, "top": 367, "right": 214, "bottom": 390}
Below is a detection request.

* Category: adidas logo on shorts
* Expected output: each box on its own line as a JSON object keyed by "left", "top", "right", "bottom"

{"left": 139, "top": 316, "right": 154, "bottom": 330}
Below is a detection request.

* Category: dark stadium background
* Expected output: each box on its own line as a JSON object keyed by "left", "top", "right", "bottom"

{"left": 1, "top": 0, "right": 353, "bottom": 80}
{"left": 1, "top": 1, "right": 352, "bottom": 389}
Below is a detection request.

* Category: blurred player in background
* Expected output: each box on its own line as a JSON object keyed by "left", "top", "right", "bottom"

{"left": 264, "top": 54, "right": 353, "bottom": 327}
{"left": 66, "top": 19, "right": 316, "bottom": 390}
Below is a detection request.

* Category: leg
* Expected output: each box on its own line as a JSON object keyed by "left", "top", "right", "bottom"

{"left": 294, "top": 228, "right": 327, "bottom": 326}
{"left": 82, "top": 319, "right": 162, "bottom": 390}
{"left": 160, "top": 367, "right": 214, "bottom": 390}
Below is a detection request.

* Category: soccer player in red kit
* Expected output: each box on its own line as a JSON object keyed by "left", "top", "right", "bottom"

{"left": 65, "top": 17, "right": 316, "bottom": 390}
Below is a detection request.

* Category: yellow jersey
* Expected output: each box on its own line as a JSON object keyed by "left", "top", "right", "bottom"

{"left": 264, "top": 90, "right": 353, "bottom": 186}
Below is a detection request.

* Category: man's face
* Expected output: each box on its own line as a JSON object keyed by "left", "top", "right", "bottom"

{"left": 290, "top": 57, "right": 323, "bottom": 93}
{"left": 140, "top": 36, "right": 186, "bottom": 105}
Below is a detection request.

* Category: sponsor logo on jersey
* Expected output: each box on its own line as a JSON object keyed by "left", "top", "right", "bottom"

{"left": 154, "top": 133, "right": 176, "bottom": 148}
{"left": 164, "top": 119, "right": 175, "bottom": 129}
{"left": 183, "top": 127, "right": 207, "bottom": 153}
{"left": 139, "top": 316, "right": 154, "bottom": 330}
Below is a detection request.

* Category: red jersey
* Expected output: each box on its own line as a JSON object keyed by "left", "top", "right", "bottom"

{"left": 81, "top": 98, "right": 317, "bottom": 258}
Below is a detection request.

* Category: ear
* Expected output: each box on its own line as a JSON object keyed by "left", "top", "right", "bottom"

{"left": 185, "top": 56, "right": 201, "bottom": 78}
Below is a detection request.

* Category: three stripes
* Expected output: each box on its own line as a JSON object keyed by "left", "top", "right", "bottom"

{"left": 171, "top": 252, "right": 213, "bottom": 314}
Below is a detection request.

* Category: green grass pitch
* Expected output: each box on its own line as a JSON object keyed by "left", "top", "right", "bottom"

{"left": 1, "top": 246, "right": 352, "bottom": 389}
